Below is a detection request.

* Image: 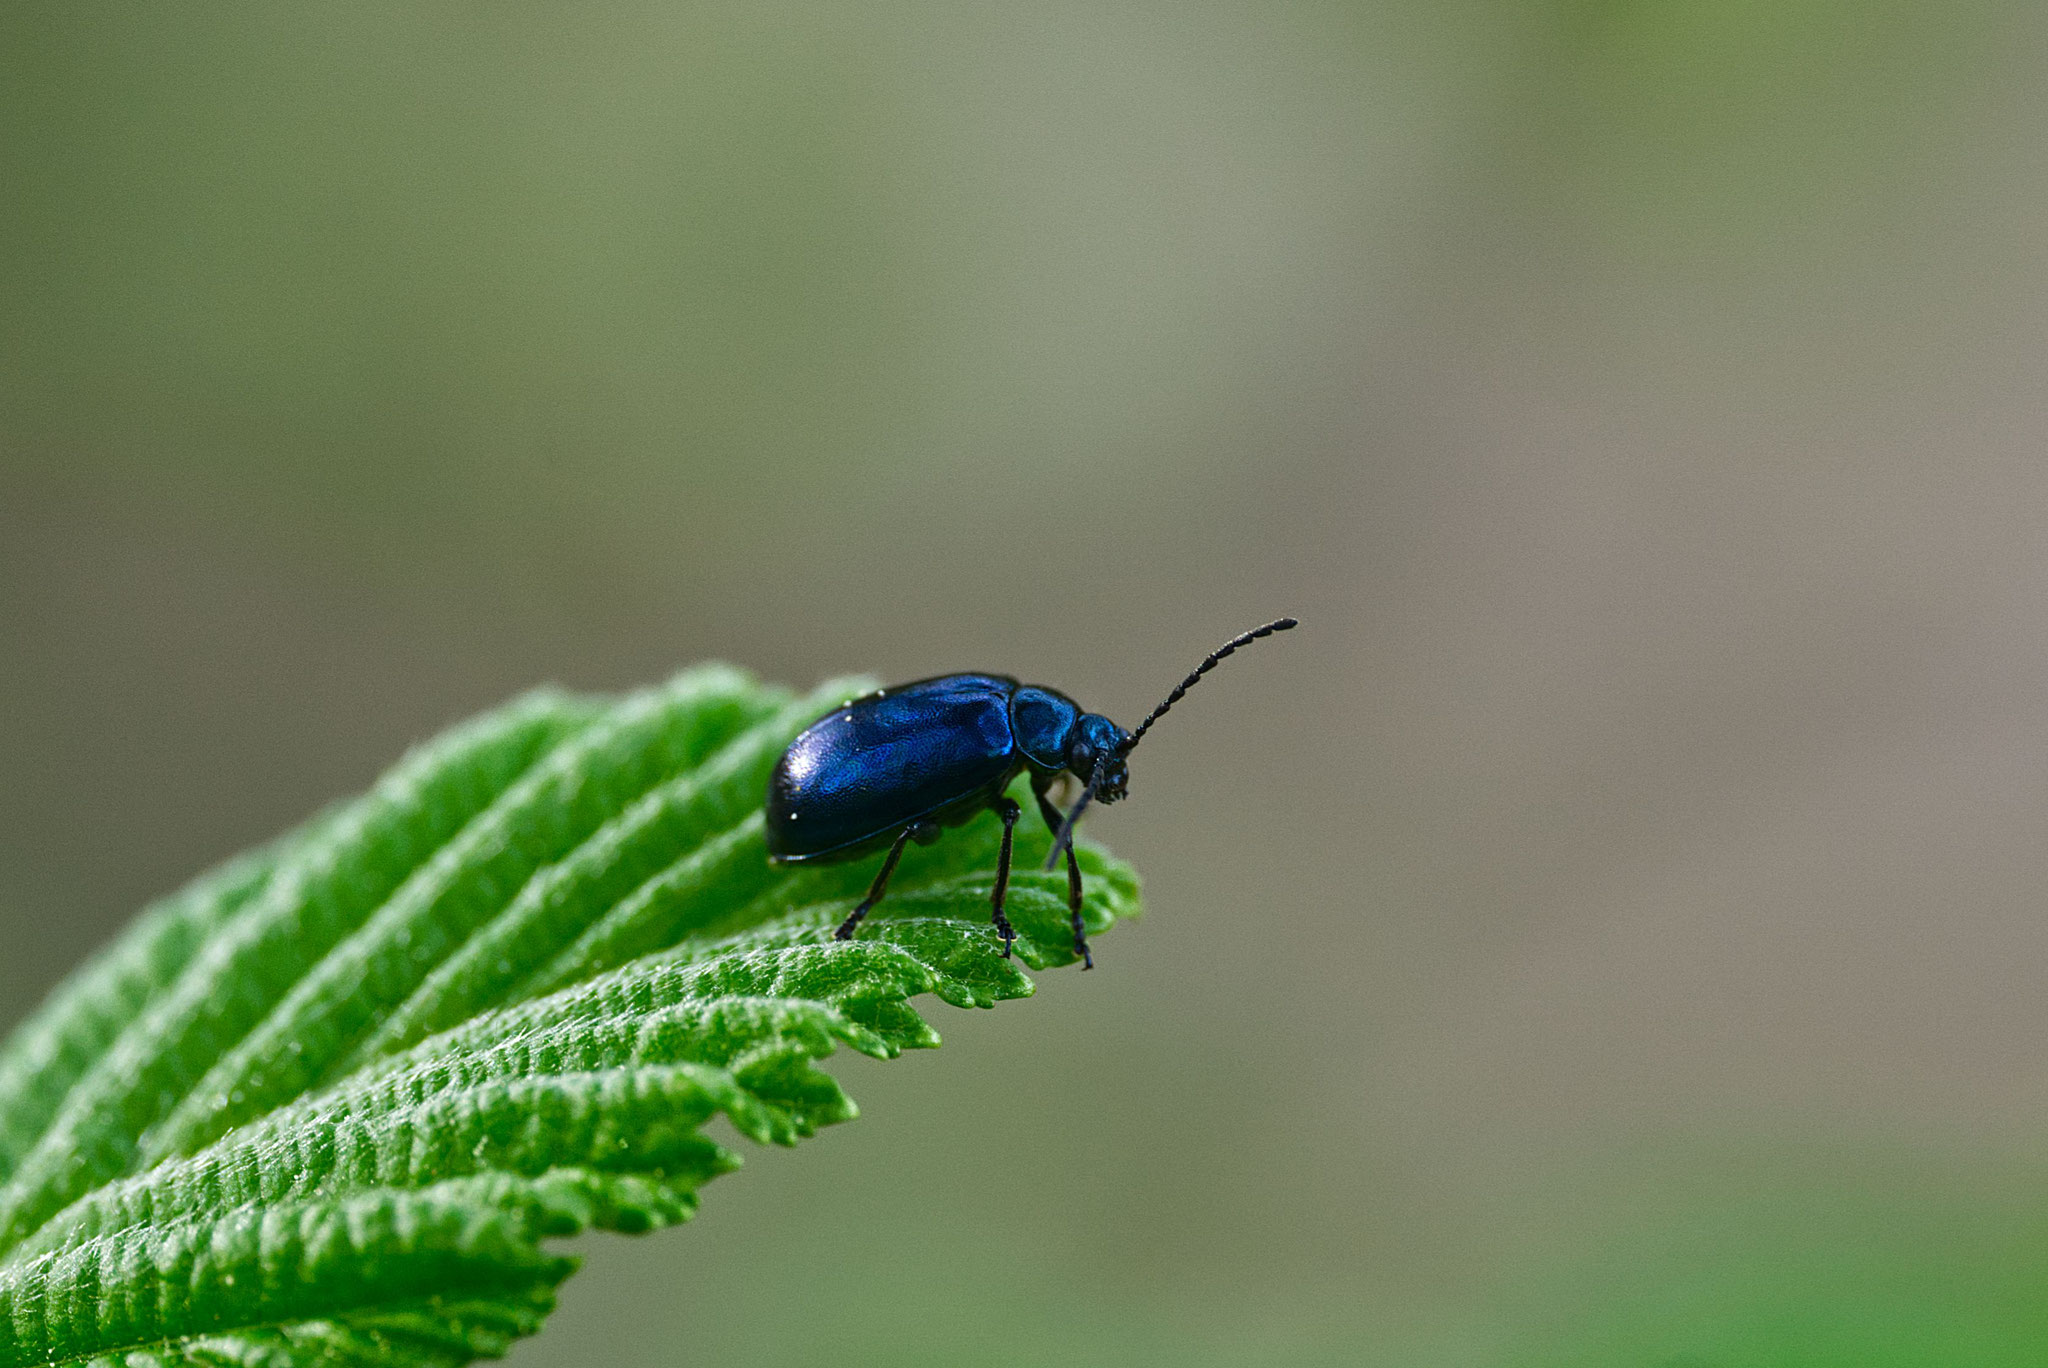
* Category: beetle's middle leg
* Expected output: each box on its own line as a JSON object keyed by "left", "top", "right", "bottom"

{"left": 988, "top": 796, "right": 1021, "bottom": 957}
{"left": 834, "top": 821, "right": 934, "bottom": 941}
{"left": 1032, "top": 776, "right": 1093, "bottom": 970}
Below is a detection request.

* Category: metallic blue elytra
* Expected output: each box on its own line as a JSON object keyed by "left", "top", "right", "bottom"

{"left": 765, "top": 618, "right": 1298, "bottom": 969}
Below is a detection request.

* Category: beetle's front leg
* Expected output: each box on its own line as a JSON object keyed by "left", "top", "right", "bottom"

{"left": 988, "top": 796, "right": 1021, "bottom": 957}
{"left": 1031, "top": 776, "right": 1093, "bottom": 969}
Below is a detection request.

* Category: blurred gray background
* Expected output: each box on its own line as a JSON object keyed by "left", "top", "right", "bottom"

{"left": 8, "top": 2, "right": 2048, "bottom": 1363}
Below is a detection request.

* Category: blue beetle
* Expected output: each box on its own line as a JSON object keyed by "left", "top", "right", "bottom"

{"left": 766, "top": 618, "right": 1296, "bottom": 967}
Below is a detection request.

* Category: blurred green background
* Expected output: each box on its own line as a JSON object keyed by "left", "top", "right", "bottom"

{"left": 7, "top": 2, "right": 2048, "bottom": 1363}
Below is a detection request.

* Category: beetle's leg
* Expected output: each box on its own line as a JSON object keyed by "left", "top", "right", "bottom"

{"left": 989, "top": 796, "right": 1021, "bottom": 958}
{"left": 1032, "top": 777, "right": 1093, "bottom": 970}
{"left": 834, "top": 822, "right": 927, "bottom": 941}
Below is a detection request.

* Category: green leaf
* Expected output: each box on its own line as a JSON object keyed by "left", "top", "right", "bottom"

{"left": 0, "top": 665, "right": 1140, "bottom": 1366}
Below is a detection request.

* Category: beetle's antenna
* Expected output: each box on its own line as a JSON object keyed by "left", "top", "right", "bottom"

{"left": 1043, "top": 618, "right": 1298, "bottom": 871}
{"left": 1043, "top": 760, "right": 1104, "bottom": 871}
{"left": 1119, "top": 616, "right": 1298, "bottom": 754}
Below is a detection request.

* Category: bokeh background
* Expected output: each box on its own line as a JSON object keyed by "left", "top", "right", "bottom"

{"left": 8, "top": 2, "right": 2048, "bottom": 1363}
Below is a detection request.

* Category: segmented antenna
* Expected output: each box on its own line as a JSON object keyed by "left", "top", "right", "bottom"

{"left": 1120, "top": 616, "right": 1297, "bottom": 754}
{"left": 1043, "top": 616, "right": 1298, "bottom": 871}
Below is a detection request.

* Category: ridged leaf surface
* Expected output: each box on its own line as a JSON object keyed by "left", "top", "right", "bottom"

{"left": 0, "top": 666, "right": 1139, "bottom": 1366}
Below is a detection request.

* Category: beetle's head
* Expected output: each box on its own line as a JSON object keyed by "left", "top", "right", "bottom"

{"left": 1043, "top": 616, "right": 1298, "bottom": 873}
{"left": 1066, "top": 713, "right": 1132, "bottom": 803}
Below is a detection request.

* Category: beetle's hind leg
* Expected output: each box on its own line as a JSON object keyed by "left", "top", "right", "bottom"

{"left": 834, "top": 821, "right": 932, "bottom": 941}
{"left": 1032, "top": 777, "right": 1093, "bottom": 969}
{"left": 988, "top": 796, "right": 1021, "bottom": 957}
